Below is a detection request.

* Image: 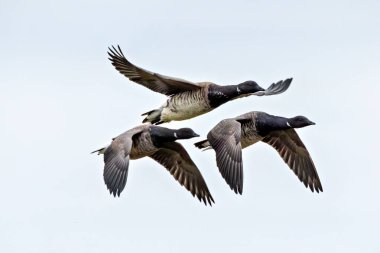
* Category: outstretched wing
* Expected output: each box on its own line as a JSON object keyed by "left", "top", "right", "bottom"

{"left": 207, "top": 119, "right": 243, "bottom": 194}
{"left": 149, "top": 142, "right": 214, "bottom": 205}
{"left": 108, "top": 45, "right": 201, "bottom": 96}
{"left": 102, "top": 128, "right": 144, "bottom": 197}
{"left": 262, "top": 129, "right": 323, "bottom": 193}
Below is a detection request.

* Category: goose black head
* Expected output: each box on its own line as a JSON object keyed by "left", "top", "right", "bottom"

{"left": 175, "top": 128, "right": 200, "bottom": 139}
{"left": 287, "top": 116, "right": 315, "bottom": 128}
{"left": 237, "top": 81, "right": 265, "bottom": 94}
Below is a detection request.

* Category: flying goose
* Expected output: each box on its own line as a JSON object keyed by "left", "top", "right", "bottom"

{"left": 92, "top": 124, "right": 214, "bottom": 205}
{"left": 108, "top": 45, "right": 292, "bottom": 125}
{"left": 194, "top": 111, "right": 322, "bottom": 194}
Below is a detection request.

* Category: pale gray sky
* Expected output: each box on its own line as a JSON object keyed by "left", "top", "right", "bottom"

{"left": 1, "top": 0, "right": 379, "bottom": 252}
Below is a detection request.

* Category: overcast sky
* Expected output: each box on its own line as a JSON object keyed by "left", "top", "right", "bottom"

{"left": 1, "top": 0, "right": 379, "bottom": 252}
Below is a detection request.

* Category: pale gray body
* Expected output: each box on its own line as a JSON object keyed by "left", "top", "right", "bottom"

{"left": 236, "top": 113, "right": 263, "bottom": 148}
{"left": 128, "top": 125, "right": 157, "bottom": 159}
{"left": 154, "top": 86, "right": 212, "bottom": 122}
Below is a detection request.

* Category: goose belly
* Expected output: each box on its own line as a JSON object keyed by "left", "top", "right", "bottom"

{"left": 129, "top": 133, "right": 157, "bottom": 160}
{"left": 241, "top": 135, "right": 262, "bottom": 149}
{"left": 240, "top": 124, "right": 263, "bottom": 149}
{"left": 161, "top": 91, "right": 211, "bottom": 121}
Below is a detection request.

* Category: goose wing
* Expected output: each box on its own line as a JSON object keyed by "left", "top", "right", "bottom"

{"left": 262, "top": 129, "right": 323, "bottom": 192}
{"left": 149, "top": 142, "right": 214, "bottom": 205}
{"left": 108, "top": 45, "right": 201, "bottom": 96}
{"left": 207, "top": 119, "right": 243, "bottom": 194}
{"left": 102, "top": 127, "right": 145, "bottom": 197}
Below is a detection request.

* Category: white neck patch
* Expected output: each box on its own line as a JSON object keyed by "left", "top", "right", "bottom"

{"left": 174, "top": 132, "right": 178, "bottom": 138}
{"left": 286, "top": 122, "right": 291, "bottom": 127}
{"left": 237, "top": 87, "right": 241, "bottom": 93}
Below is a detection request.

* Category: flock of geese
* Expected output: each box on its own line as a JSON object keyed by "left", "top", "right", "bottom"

{"left": 92, "top": 45, "right": 323, "bottom": 206}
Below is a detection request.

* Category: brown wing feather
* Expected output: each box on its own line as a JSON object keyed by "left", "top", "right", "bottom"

{"left": 149, "top": 142, "right": 214, "bottom": 205}
{"left": 103, "top": 136, "right": 131, "bottom": 197}
{"left": 262, "top": 129, "right": 323, "bottom": 192}
{"left": 207, "top": 119, "right": 243, "bottom": 194}
{"left": 108, "top": 45, "right": 201, "bottom": 96}
{"left": 102, "top": 127, "right": 145, "bottom": 197}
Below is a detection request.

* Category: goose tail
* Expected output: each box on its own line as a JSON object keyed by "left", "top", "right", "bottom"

{"left": 91, "top": 147, "right": 106, "bottom": 155}
{"left": 142, "top": 108, "right": 164, "bottom": 125}
{"left": 194, "top": 139, "right": 212, "bottom": 151}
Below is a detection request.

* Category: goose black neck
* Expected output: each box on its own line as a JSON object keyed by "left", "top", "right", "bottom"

{"left": 255, "top": 113, "right": 291, "bottom": 136}
{"left": 208, "top": 85, "right": 240, "bottom": 108}
{"left": 150, "top": 126, "right": 178, "bottom": 146}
